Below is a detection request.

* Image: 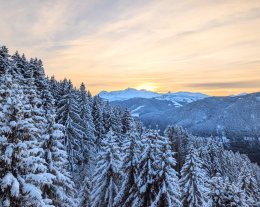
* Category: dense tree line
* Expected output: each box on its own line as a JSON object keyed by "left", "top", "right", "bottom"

{"left": 0, "top": 46, "right": 259, "bottom": 206}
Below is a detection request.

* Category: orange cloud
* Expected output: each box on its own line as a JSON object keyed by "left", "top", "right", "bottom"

{"left": 1, "top": 0, "right": 260, "bottom": 95}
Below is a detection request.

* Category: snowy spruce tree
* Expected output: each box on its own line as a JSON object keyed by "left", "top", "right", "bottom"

{"left": 180, "top": 148, "right": 208, "bottom": 207}
{"left": 0, "top": 47, "right": 49, "bottom": 206}
{"left": 132, "top": 130, "right": 181, "bottom": 207}
{"left": 238, "top": 164, "right": 260, "bottom": 206}
{"left": 0, "top": 46, "right": 11, "bottom": 75}
{"left": 122, "top": 108, "right": 133, "bottom": 134}
{"left": 151, "top": 135, "right": 181, "bottom": 207}
{"left": 110, "top": 106, "right": 123, "bottom": 134}
{"left": 92, "top": 95, "right": 105, "bottom": 150}
{"left": 91, "top": 130, "right": 121, "bottom": 207}
{"left": 77, "top": 83, "right": 96, "bottom": 206}
{"left": 207, "top": 173, "right": 248, "bottom": 207}
{"left": 131, "top": 131, "right": 157, "bottom": 207}
{"left": 10, "top": 51, "right": 28, "bottom": 80}
{"left": 56, "top": 79, "right": 84, "bottom": 172}
{"left": 0, "top": 77, "right": 52, "bottom": 206}
{"left": 102, "top": 102, "right": 112, "bottom": 134}
{"left": 80, "top": 175, "right": 91, "bottom": 207}
{"left": 0, "top": 46, "right": 78, "bottom": 207}
{"left": 113, "top": 130, "right": 140, "bottom": 207}
{"left": 42, "top": 122, "right": 77, "bottom": 207}
{"left": 164, "top": 125, "right": 190, "bottom": 172}
{"left": 78, "top": 83, "right": 95, "bottom": 169}
{"left": 201, "top": 138, "right": 224, "bottom": 178}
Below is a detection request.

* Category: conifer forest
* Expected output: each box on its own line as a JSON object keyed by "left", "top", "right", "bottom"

{"left": 0, "top": 46, "right": 260, "bottom": 207}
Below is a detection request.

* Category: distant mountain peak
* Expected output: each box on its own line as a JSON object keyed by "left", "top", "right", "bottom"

{"left": 98, "top": 88, "right": 208, "bottom": 103}
{"left": 98, "top": 88, "right": 160, "bottom": 101}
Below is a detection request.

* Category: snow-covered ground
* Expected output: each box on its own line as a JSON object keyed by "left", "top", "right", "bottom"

{"left": 131, "top": 105, "right": 144, "bottom": 117}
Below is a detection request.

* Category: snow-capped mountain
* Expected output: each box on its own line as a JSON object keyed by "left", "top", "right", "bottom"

{"left": 99, "top": 88, "right": 160, "bottom": 101}
{"left": 99, "top": 88, "right": 208, "bottom": 106}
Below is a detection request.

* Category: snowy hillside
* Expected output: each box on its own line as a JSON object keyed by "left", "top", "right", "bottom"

{"left": 156, "top": 91, "right": 208, "bottom": 107}
{"left": 105, "top": 90, "right": 209, "bottom": 118}
{"left": 110, "top": 92, "right": 260, "bottom": 137}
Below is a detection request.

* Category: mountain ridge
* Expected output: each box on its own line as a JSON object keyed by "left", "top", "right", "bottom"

{"left": 99, "top": 88, "right": 208, "bottom": 105}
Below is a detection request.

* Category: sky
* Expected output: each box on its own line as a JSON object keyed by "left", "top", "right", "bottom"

{"left": 1, "top": 0, "right": 260, "bottom": 95}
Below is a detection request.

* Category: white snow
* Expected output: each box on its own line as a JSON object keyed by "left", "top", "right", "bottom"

{"left": 1, "top": 173, "right": 20, "bottom": 197}
{"left": 131, "top": 113, "right": 140, "bottom": 117}
{"left": 156, "top": 92, "right": 208, "bottom": 105}
{"left": 131, "top": 106, "right": 144, "bottom": 117}
{"left": 11, "top": 178, "right": 19, "bottom": 197}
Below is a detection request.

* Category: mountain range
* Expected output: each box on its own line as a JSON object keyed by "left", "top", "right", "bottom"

{"left": 99, "top": 88, "right": 208, "bottom": 108}
{"left": 99, "top": 88, "right": 260, "bottom": 138}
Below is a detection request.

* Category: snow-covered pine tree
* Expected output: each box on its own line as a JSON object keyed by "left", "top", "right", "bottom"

{"left": 18, "top": 58, "right": 48, "bottom": 142}
{"left": 29, "top": 58, "right": 56, "bottom": 123}
{"left": 113, "top": 130, "right": 140, "bottom": 207}
{"left": 122, "top": 108, "right": 133, "bottom": 134}
{"left": 56, "top": 79, "right": 84, "bottom": 172}
{"left": 78, "top": 83, "right": 96, "bottom": 206}
{"left": 0, "top": 46, "right": 10, "bottom": 75}
{"left": 42, "top": 122, "right": 77, "bottom": 207}
{"left": 10, "top": 51, "right": 27, "bottom": 80}
{"left": 238, "top": 164, "right": 260, "bottom": 206}
{"left": 30, "top": 58, "right": 45, "bottom": 91}
{"left": 103, "top": 102, "right": 112, "bottom": 134}
{"left": 20, "top": 57, "right": 37, "bottom": 102}
{"left": 164, "top": 125, "right": 190, "bottom": 172}
{"left": 151, "top": 135, "right": 181, "bottom": 207}
{"left": 207, "top": 173, "right": 248, "bottom": 207}
{"left": 131, "top": 130, "right": 164, "bottom": 207}
{"left": 110, "top": 106, "right": 123, "bottom": 134}
{"left": 86, "top": 90, "right": 93, "bottom": 106}
{"left": 201, "top": 138, "right": 224, "bottom": 178}
{"left": 180, "top": 148, "right": 208, "bottom": 207}
{"left": 222, "top": 179, "right": 248, "bottom": 207}
{"left": 28, "top": 59, "right": 79, "bottom": 206}
{"left": 91, "top": 130, "right": 121, "bottom": 207}
{"left": 251, "top": 163, "right": 260, "bottom": 194}
{"left": 220, "top": 150, "right": 240, "bottom": 183}
{"left": 1, "top": 47, "right": 78, "bottom": 206}
{"left": 48, "top": 76, "right": 60, "bottom": 107}
{"left": 80, "top": 176, "right": 91, "bottom": 207}
{"left": 132, "top": 130, "right": 179, "bottom": 206}
{"left": 92, "top": 95, "right": 105, "bottom": 150}
{"left": 78, "top": 83, "right": 95, "bottom": 168}
{"left": 0, "top": 76, "right": 53, "bottom": 206}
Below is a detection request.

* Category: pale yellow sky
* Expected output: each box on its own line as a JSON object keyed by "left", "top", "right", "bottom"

{"left": 1, "top": 0, "right": 260, "bottom": 95}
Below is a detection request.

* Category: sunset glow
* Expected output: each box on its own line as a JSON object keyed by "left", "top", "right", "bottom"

{"left": 136, "top": 83, "right": 158, "bottom": 92}
{"left": 1, "top": 0, "right": 260, "bottom": 95}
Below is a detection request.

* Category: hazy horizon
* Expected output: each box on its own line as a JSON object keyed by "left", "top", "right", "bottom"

{"left": 98, "top": 87, "right": 260, "bottom": 97}
{"left": 1, "top": 0, "right": 260, "bottom": 95}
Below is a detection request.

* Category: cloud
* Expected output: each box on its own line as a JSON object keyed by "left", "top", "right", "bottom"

{"left": 175, "top": 6, "right": 260, "bottom": 38}
{"left": 0, "top": 0, "right": 260, "bottom": 95}
{"left": 187, "top": 80, "right": 260, "bottom": 89}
